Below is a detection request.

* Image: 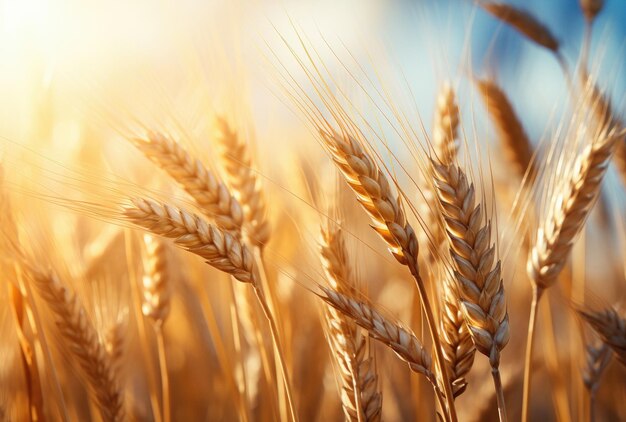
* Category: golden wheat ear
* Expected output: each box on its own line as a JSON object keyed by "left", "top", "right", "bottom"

{"left": 319, "top": 224, "right": 382, "bottom": 421}
{"left": 480, "top": 2, "right": 559, "bottom": 53}
{"left": 28, "top": 269, "right": 125, "bottom": 422}
{"left": 130, "top": 133, "right": 244, "bottom": 232}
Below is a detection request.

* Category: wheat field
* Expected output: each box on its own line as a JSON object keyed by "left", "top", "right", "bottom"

{"left": 0, "top": 0, "right": 625, "bottom": 421}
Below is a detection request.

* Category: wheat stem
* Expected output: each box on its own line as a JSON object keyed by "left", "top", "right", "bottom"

{"left": 491, "top": 367, "right": 508, "bottom": 422}
{"left": 521, "top": 286, "right": 542, "bottom": 422}
{"left": 155, "top": 325, "right": 170, "bottom": 422}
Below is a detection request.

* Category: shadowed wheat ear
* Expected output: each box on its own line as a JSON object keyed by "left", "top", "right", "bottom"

{"left": 216, "top": 117, "right": 271, "bottom": 248}
{"left": 131, "top": 132, "right": 244, "bottom": 232}
{"left": 141, "top": 234, "right": 171, "bottom": 326}
{"left": 124, "top": 197, "right": 257, "bottom": 284}
{"left": 579, "top": 307, "right": 626, "bottom": 366}
{"left": 433, "top": 82, "right": 460, "bottom": 165}
{"left": 320, "top": 129, "right": 457, "bottom": 421}
{"left": 480, "top": 2, "right": 559, "bottom": 53}
{"left": 320, "top": 225, "right": 382, "bottom": 421}
{"left": 320, "top": 287, "right": 434, "bottom": 380}
{"left": 29, "top": 269, "right": 125, "bottom": 422}
{"left": 440, "top": 275, "right": 476, "bottom": 398}
{"left": 431, "top": 160, "right": 509, "bottom": 421}
{"left": 582, "top": 341, "right": 611, "bottom": 422}
{"left": 476, "top": 79, "right": 534, "bottom": 179}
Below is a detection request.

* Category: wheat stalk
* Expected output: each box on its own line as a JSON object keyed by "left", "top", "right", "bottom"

{"left": 216, "top": 117, "right": 271, "bottom": 248}
{"left": 320, "top": 225, "right": 382, "bottom": 421}
{"left": 131, "top": 132, "right": 244, "bottom": 232}
{"left": 320, "top": 129, "right": 457, "bottom": 420}
{"left": 29, "top": 269, "right": 125, "bottom": 422}
{"left": 433, "top": 82, "right": 460, "bottom": 165}
{"left": 476, "top": 79, "right": 534, "bottom": 179}
{"left": 480, "top": 2, "right": 559, "bottom": 53}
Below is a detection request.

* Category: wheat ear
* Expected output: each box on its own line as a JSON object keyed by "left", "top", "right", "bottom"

{"left": 431, "top": 160, "right": 509, "bottom": 421}
{"left": 131, "top": 133, "right": 243, "bottom": 232}
{"left": 582, "top": 341, "right": 611, "bottom": 422}
{"left": 141, "top": 234, "right": 172, "bottom": 326}
{"left": 125, "top": 197, "right": 257, "bottom": 284}
{"left": 124, "top": 197, "right": 297, "bottom": 421}
{"left": 440, "top": 276, "right": 476, "bottom": 398}
{"left": 320, "top": 129, "right": 457, "bottom": 421}
{"left": 433, "top": 82, "right": 460, "bottom": 165}
{"left": 528, "top": 132, "right": 619, "bottom": 291}
{"left": 580, "top": 0, "right": 604, "bottom": 23}
{"left": 320, "top": 225, "right": 382, "bottom": 421}
{"left": 579, "top": 307, "right": 626, "bottom": 366}
{"left": 320, "top": 287, "right": 434, "bottom": 380}
{"left": 480, "top": 2, "right": 559, "bottom": 53}
{"left": 216, "top": 117, "right": 271, "bottom": 248}
{"left": 522, "top": 130, "right": 619, "bottom": 421}
{"left": 476, "top": 79, "right": 534, "bottom": 178}
{"left": 30, "top": 269, "right": 125, "bottom": 422}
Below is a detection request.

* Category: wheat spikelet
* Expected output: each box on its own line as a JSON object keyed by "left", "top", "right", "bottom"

{"left": 320, "top": 225, "right": 382, "bottom": 421}
{"left": 131, "top": 132, "right": 244, "bottom": 231}
{"left": 580, "top": 0, "right": 604, "bottom": 22}
{"left": 124, "top": 197, "right": 257, "bottom": 284}
{"left": 431, "top": 161, "right": 510, "bottom": 367}
{"left": 476, "top": 79, "right": 534, "bottom": 178}
{"left": 29, "top": 269, "right": 125, "bottom": 422}
{"left": 440, "top": 276, "right": 476, "bottom": 398}
{"left": 527, "top": 132, "right": 619, "bottom": 291}
{"left": 579, "top": 307, "right": 626, "bottom": 366}
{"left": 320, "top": 286, "right": 434, "bottom": 381}
{"left": 582, "top": 342, "right": 611, "bottom": 393}
{"left": 141, "top": 234, "right": 171, "bottom": 325}
{"left": 216, "top": 117, "right": 271, "bottom": 248}
{"left": 481, "top": 2, "right": 559, "bottom": 52}
{"left": 433, "top": 82, "right": 460, "bottom": 165}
